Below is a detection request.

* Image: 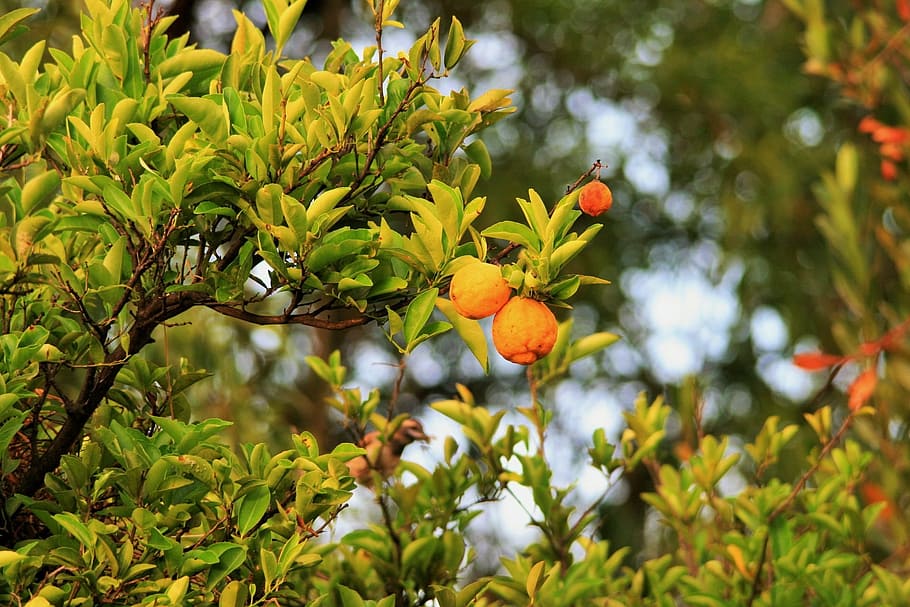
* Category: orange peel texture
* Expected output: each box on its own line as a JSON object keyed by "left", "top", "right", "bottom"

{"left": 492, "top": 297, "right": 558, "bottom": 365}
{"left": 449, "top": 262, "right": 512, "bottom": 320}
{"left": 579, "top": 180, "right": 613, "bottom": 216}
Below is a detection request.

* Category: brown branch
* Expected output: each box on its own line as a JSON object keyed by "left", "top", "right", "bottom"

{"left": 215, "top": 226, "right": 256, "bottom": 273}
{"left": 374, "top": 0, "right": 385, "bottom": 105}
{"left": 206, "top": 302, "right": 372, "bottom": 329}
{"left": 107, "top": 208, "right": 181, "bottom": 326}
{"left": 295, "top": 146, "right": 347, "bottom": 187}
{"left": 12, "top": 291, "right": 194, "bottom": 498}
{"left": 387, "top": 356, "right": 407, "bottom": 419}
{"left": 349, "top": 78, "right": 425, "bottom": 196}
{"left": 16, "top": 357, "right": 120, "bottom": 496}
{"left": 565, "top": 159, "right": 605, "bottom": 195}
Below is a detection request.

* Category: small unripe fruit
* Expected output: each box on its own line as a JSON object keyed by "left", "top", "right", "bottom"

{"left": 449, "top": 262, "right": 512, "bottom": 320}
{"left": 578, "top": 180, "right": 613, "bottom": 216}
{"left": 492, "top": 297, "right": 558, "bottom": 365}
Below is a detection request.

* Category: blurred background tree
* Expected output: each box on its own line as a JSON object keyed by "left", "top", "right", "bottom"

{"left": 4, "top": 0, "right": 892, "bottom": 573}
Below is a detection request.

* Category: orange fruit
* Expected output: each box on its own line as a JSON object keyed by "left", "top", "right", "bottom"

{"left": 492, "top": 297, "right": 558, "bottom": 364}
{"left": 449, "top": 262, "right": 512, "bottom": 320}
{"left": 578, "top": 180, "right": 613, "bottom": 216}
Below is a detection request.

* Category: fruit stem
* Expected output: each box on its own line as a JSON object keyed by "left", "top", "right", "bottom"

{"left": 565, "top": 159, "right": 606, "bottom": 194}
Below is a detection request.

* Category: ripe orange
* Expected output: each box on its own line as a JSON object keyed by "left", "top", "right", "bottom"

{"left": 449, "top": 261, "right": 512, "bottom": 320}
{"left": 492, "top": 297, "right": 558, "bottom": 365}
{"left": 578, "top": 180, "right": 613, "bottom": 216}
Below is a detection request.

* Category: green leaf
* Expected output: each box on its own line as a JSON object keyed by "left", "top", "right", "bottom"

{"left": 52, "top": 512, "right": 95, "bottom": 548}
{"left": 218, "top": 581, "right": 249, "bottom": 607}
{"left": 41, "top": 88, "right": 86, "bottom": 133}
{"left": 482, "top": 221, "right": 541, "bottom": 252}
{"left": 206, "top": 544, "right": 248, "bottom": 590}
{"left": 102, "top": 237, "right": 126, "bottom": 283}
{"left": 305, "top": 353, "right": 344, "bottom": 386}
{"left": 101, "top": 183, "right": 134, "bottom": 221}
{"left": 306, "top": 187, "right": 351, "bottom": 224}
{"left": 194, "top": 201, "right": 237, "bottom": 217}
{"left": 156, "top": 48, "right": 225, "bottom": 80}
{"left": 13, "top": 214, "right": 55, "bottom": 260}
{"left": 401, "top": 536, "right": 437, "bottom": 577}
{"left": 464, "top": 139, "right": 491, "bottom": 179}
{"left": 467, "top": 88, "right": 512, "bottom": 113}
{"left": 407, "top": 320, "right": 452, "bottom": 351}
{"left": 307, "top": 238, "right": 368, "bottom": 272}
{"left": 167, "top": 95, "right": 227, "bottom": 140}
{"left": 0, "top": 550, "right": 28, "bottom": 567}
{"left": 335, "top": 585, "right": 366, "bottom": 607}
{"left": 20, "top": 170, "right": 60, "bottom": 214}
{"left": 836, "top": 142, "right": 858, "bottom": 194}
{"left": 166, "top": 576, "right": 190, "bottom": 603}
{"left": 548, "top": 240, "right": 587, "bottom": 275}
{"left": 517, "top": 190, "right": 549, "bottom": 237}
{"left": 276, "top": 0, "right": 307, "bottom": 56}
{"left": 569, "top": 332, "right": 620, "bottom": 362}
{"left": 411, "top": 213, "right": 447, "bottom": 270}
{"left": 0, "top": 51, "right": 27, "bottom": 107}
{"left": 444, "top": 16, "right": 473, "bottom": 70}
{"left": 436, "top": 297, "right": 489, "bottom": 372}
{"left": 235, "top": 483, "right": 271, "bottom": 536}
{"left": 526, "top": 560, "right": 546, "bottom": 599}
{"left": 0, "top": 8, "right": 38, "bottom": 46}
{"left": 403, "top": 288, "right": 439, "bottom": 347}
{"left": 427, "top": 180, "right": 462, "bottom": 246}
{"left": 0, "top": 409, "right": 24, "bottom": 456}
{"left": 281, "top": 194, "right": 309, "bottom": 241}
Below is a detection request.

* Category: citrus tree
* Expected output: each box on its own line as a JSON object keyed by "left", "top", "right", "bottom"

{"left": 2, "top": 1, "right": 910, "bottom": 606}
{"left": 0, "top": 0, "right": 615, "bottom": 603}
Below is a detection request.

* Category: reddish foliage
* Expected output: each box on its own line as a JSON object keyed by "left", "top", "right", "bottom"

{"left": 899, "top": 0, "right": 910, "bottom": 21}
{"left": 860, "top": 482, "right": 896, "bottom": 522}
{"left": 860, "top": 116, "right": 909, "bottom": 180}
{"left": 881, "top": 160, "right": 898, "bottom": 181}
{"left": 859, "top": 317, "right": 910, "bottom": 355}
{"left": 792, "top": 352, "right": 848, "bottom": 371}
{"left": 847, "top": 369, "right": 877, "bottom": 411}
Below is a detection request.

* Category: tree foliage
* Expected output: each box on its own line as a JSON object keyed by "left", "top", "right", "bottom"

{"left": 1, "top": 0, "right": 910, "bottom": 606}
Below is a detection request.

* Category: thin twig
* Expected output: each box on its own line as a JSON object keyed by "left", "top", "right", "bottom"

{"left": 565, "top": 159, "right": 604, "bottom": 194}
{"left": 206, "top": 302, "right": 371, "bottom": 330}
{"left": 388, "top": 356, "right": 407, "bottom": 419}
{"left": 526, "top": 366, "right": 546, "bottom": 459}
{"left": 375, "top": 0, "right": 385, "bottom": 105}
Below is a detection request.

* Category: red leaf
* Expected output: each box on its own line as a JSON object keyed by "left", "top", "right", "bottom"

{"left": 859, "top": 317, "right": 910, "bottom": 356}
{"left": 860, "top": 482, "right": 896, "bottom": 522}
{"left": 872, "top": 126, "right": 910, "bottom": 144}
{"left": 858, "top": 341, "right": 882, "bottom": 357}
{"left": 880, "top": 317, "right": 910, "bottom": 351}
{"left": 792, "top": 352, "right": 847, "bottom": 371}
{"left": 899, "top": 0, "right": 910, "bottom": 21}
{"left": 880, "top": 142, "right": 906, "bottom": 161}
{"left": 847, "top": 369, "right": 877, "bottom": 411}
{"left": 858, "top": 116, "right": 883, "bottom": 133}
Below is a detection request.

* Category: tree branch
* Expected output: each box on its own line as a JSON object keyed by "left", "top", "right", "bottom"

{"left": 206, "top": 302, "right": 372, "bottom": 330}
